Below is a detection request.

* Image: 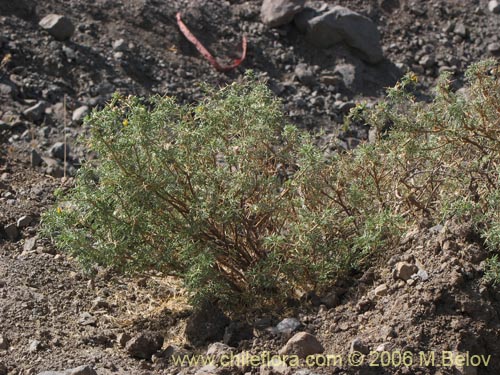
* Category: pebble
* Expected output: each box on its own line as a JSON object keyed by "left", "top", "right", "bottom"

{"left": 50, "top": 142, "right": 70, "bottom": 161}
{"left": 31, "top": 149, "right": 43, "bottom": 167}
{"left": 489, "top": 0, "right": 500, "bottom": 14}
{"left": 350, "top": 337, "right": 370, "bottom": 354}
{"left": 17, "top": 215, "right": 32, "bottom": 228}
{"left": 374, "top": 284, "right": 388, "bottom": 297}
{"left": 487, "top": 42, "right": 500, "bottom": 54}
{"left": 72, "top": 106, "right": 89, "bottom": 124}
{"left": 276, "top": 317, "right": 301, "bottom": 334}
{"left": 393, "top": 262, "right": 418, "bottom": 281}
{"left": 3, "top": 223, "right": 19, "bottom": 241}
{"left": 0, "top": 335, "right": 8, "bottom": 350}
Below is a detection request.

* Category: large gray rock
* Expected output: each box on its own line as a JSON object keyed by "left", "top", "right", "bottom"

{"left": 39, "top": 14, "right": 75, "bottom": 41}
{"left": 261, "top": 0, "right": 305, "bottom": 28}
{"left": 305, "top": 6, "right": 383, "bottom": 64}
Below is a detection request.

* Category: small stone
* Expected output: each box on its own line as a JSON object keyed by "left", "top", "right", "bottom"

{"left": 416, "top": 269, "right": 429, "bottom": 281}
{"left": 112, "top": 39, "right": 127, "bottom": 52}
{"left": 23, "top": 236, "right": 37, "bottom": 252}
{"left": 350, "top": 338, "right": 370, "bottom": 354}
{"left": 454, "top": 23, "right": 467, "bottom": 37}
{"left": 419, "top": 54, "right": 435, "bottom": 68}
{"left": 374, "top": 284, "right": 388, "bottom": 297}
{"left": 487, "top": 43, "right": 500, "bottom": 54}
{"left": 117, "top": 332, "right": 131, "bottom": 347}
{"left": 23, "top": 101, "right": 48, "bottom": 122}
{"left": 393, "top": 262, "right": 418, "bottom": 281}
{"left": 489, "top": 0, "right": 500, "bottom": 13}
{"left": 125, "top": 331, "right": 164, "bottom": 359}
{"left": 261, "top": 0, "right": 306, "bottom": 28}
{"left": 78, "top": 312, "right": 97, "bottom": 326}
{"left": 29, "top": 339, "right": 42, "bottom": 352}
{"left": 50, "top": 142, "right": 70, "bottom": 161}
{"left": 72, "top": 106, "right": 89, "bottom": 124}
{"left": 3, "top": 223, "right": 19, "bottom": 241}
{"left": 39, "top": 14, "right": 75, "bottom": 41}
{"left": 17, "top": 215, "right": 32, "bottom": 228}
{"left": 278, "top": 332, "right": 324, "bottom": 358}
{"left": 294, "top": 63, "right": 316, "bottom": 86}
{"left": 276, "top": 318, "right": 301, "bottom": 334}
{"left": 31, "top": 149, "right": 43, "bottom": 167}
{"left": 0, "top": 335, "right": 9, "bottom": 350}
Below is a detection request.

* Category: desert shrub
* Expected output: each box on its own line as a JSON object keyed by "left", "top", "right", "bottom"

{"left": 43, "top": 62, "right": 500, "bottom": 308}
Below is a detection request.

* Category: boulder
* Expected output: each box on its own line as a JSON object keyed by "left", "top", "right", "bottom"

{"left": 306, "top": 6, "right": 383, "bottom": 64}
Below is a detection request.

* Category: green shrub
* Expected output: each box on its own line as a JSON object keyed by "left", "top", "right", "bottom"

{"left": 43, "top": 62, "right": 500, "bottom": 308}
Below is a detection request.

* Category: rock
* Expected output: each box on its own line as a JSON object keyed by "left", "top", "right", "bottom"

{"left": 415, "top": 269, "right": 429, "bottom": 281}
{"left": 294, "top": 63, "right": 316, "bottom": 86}
{"left": 393, "top": 262, "right": 418, "bottom": 281}
{"left": 17, "top": 215, "right": 32, "bottom": 228}
{"left": 91, "top": 297, "right": 109, "bottom": 310}
{"left": 117, "top": 332, "right": 131, "bottom": 347}
{"left": 29, "top": 339, "right": 42, "bottom": 352}
{"left": 78, "top": 312, "right": 96, "bottom": 326}
{"left": 50, "top": 142, "right": 70, "bottom": 160}
{"left": 31, "top": 149, "right": 43, "bottom": 167}
{"left": 4, "top": 223, "right": 19, "bottom": 241}
{"left": 0, "top": 335, "right": 9, "bottom": 350}
{"left": 37, "top": 365, "right": 97, "bottom": 375}
{"left": 23, "top": 101, "right": 48, "bottom": 122}
{"left": 72, "top": 106, "right": 89, "bottom": 124}
{"left": 39, "top": 14, "right": 75, "bottom": 41}
{"left": 454, "top": 23, "right": 467, "bottom": 37}
{"left": 112, "top": 39, "right": 127, "bottom": 52}
{"left": 419, "top": 54, "right": 435, "bottom": 68}
{"left": 125, "top": 331, "right": 164, "bottom": 359}
{"left": 350, "top": 338, "right": 370, "bottom": 354}
{"left": 374, "top": 284, "right": 388, "bottom": 297}
{"left": 0, "top": 362, "right": 6, "bottom": 375}
{"left": 278, "top": 332, "right": 324, "bottom": 358}
{"left": 488, "top": 43, "right": 500, "bottom": 55}
{"left": 489, "top": 0, "right": 500, "bottom": 13}
{"left": 185, "top": 302, "right": 230, "bottom": 347}
{"left": 306, "top": 6, "right": 383, "bottom": 63}
{"left": 334, "top": 63, "right": 358, "bottom": 91}
{"left": 261, "top": 0, "right": 306, "bottom": 28}
{"left": 23, "top": 236, "right": 37, "bottom": 252}
{"left": 276, "top": 318, "right": 301, "bottom": 334}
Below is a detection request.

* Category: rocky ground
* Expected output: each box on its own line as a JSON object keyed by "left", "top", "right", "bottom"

{"left": 2, "top": 0, "right": 500, "bottom": 374}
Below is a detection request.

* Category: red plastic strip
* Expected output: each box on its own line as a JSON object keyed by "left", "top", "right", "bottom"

{"left": 176, "top": 12, "right": 247, "bottom": 72}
